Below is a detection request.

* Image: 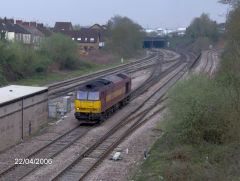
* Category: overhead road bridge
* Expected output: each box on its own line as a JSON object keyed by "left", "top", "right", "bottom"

{"left": 143, "top": 36, "right": 167, "bottom": 48}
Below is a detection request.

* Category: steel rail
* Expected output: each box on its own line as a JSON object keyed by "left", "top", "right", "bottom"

{"left": 51, "top": 53, "right": 189, "bottom": 181}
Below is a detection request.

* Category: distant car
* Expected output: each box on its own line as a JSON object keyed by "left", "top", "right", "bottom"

{"left": 74, "top": 73, "right": 131, "bottom": 123}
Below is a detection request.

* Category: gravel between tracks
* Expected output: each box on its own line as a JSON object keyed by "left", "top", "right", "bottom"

{"left": 81, "top": 64, "right": 186, "bottom": 181}
{"left": 82, "top": 110, "right": 166, "bottom": 181}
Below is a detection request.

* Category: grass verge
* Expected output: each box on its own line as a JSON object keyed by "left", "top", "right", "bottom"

{"left": 134, "top": 74, "right": 240, "bottom": 181}
{"left": 134, "top": 126, "right": 240, "bottom": 181}
{"left": 10, "top": 57, "right": 139, "bottom": 86}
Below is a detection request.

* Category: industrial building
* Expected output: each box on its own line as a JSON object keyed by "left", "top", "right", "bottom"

{"left": 0, "top": 85, "right": 48, "bottom": 151}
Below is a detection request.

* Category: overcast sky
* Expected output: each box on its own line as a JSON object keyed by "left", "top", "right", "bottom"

{"left": 0, "top": 0, "right": 229, "bottom": 29}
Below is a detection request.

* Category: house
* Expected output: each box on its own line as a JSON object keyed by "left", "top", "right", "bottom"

{"left": 0, "top": 19, "right": 45, "bottom": 45}
{"left": 0, "top": 19, "right": 31, "bottom": 44}
{"left": 0, "top": 19, "right": 15, "bottom": 41}
{"left": 54, "top": 22, "right": 73, "bottom": 32}
{"left": 90, "top": 24, "right": 104, "bottom": 31}
{"left": 61, "top": 28, "right": 100, "bottom": 50}
{"left": 13, "top": 24, "right": 32, "bottom": 44}
{"left": 90, "top": 24, "right": 107, "bottom": 48}
{"left": 36, "top": 23, "right": 53, "bottom": 37}
{"left": 90, "top": 24, "right": 107, "bottom": 31}
{"left": 13, "top": 21, "right": 43, "bottom": 45}
{"left": 20, "top": 21, "right": 45, "bottom": 46}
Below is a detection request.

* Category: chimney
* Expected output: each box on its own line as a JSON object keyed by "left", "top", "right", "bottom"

{"left": 23, "top": 22, "right": 30, "bottom": 27}
{"left": 37, "top": 23, "right": 44, "bottom": 28}
{"left": 7, "top": 19, "right": 14, "bottom": 24}
{"left": 30, "top": 22, "right": 36, "bottom": 28}
{"left": 16, "top": 20, "right": 23, "bottom": 25}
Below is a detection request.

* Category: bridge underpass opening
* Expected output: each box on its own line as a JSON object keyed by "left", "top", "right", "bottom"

{"left": 143, "top": 38, "right": 166, "bottom": 48}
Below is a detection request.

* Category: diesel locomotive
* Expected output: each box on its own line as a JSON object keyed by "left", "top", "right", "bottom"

{"left": 74, "top": 73, "right": 131, "bottom": 122}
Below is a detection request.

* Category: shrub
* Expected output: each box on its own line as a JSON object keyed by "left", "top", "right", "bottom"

{"left": 40, "top": 33, "right": 78, "bottom": 70}
{"left": 165, "top": 74, "right": 233, "bottom": 145}
{"left": 0, "top": 40, "right": 51, "bottom": 82}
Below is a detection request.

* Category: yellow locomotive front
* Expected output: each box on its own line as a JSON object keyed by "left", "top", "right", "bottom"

{"left": 75, "top": 91, "right": 102, "bottom": 120}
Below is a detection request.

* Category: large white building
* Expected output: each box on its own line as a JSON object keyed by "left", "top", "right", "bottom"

{"left": 155, "top": 27, "right": 186, "bottom": 37}
{"left": 0, "top": 85, "right": 48, "bottom": 151}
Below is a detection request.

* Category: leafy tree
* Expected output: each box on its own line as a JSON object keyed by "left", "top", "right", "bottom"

{"left": 104, "top": 15, "right": 146, "bottom": 58}
{"left": 40, "top": 33, "right": 78, "bottom": 69}
{"left": 186, "top": 13, "right": 219, "bottom": 43}
{"left": 218, "top": 0, "right": 240, "bottom": 7}
{"left": 216, "top": 4, "right": 240, "bottom": 114}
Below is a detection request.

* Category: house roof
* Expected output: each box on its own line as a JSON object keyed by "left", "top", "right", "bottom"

{"left": 54, "top": 22, "right": 73, "bottom": 31}
{"left": 20, "top": 25, "right": 45, "bottom": 36}
{"left": 37, "top": 27, "right": 53, "bottom": 36}
{"left": 0, "top": 21, "right": 30, "bottom": 34}
{"left": 90, "top": 24, "right": 103, "bottom": 30}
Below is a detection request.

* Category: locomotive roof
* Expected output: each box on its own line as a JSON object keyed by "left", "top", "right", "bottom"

{"left": 79, "top": 73, "right": 129, "bottom": 91}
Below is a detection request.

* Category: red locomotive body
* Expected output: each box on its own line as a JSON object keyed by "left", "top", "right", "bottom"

{"left": 75, "top": 73, "right": 131, "bottom": 122}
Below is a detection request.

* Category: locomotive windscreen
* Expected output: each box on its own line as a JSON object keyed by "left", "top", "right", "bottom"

{"left": 77, "top": 91, "right": 99, "bottom": 100}
{"left": 77, "top": 91, "right": 87, "bottom": 100}
{"left": 88, "top": 92, "right": 99, "bottom": 100}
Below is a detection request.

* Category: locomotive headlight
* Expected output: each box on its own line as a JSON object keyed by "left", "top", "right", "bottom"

{"left": 76, "top": 108, "right": 80, "bottom": 110}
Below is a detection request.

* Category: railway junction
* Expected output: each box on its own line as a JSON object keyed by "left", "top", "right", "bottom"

{"left": 0, "top": 48, "right": 220, "bottom": 181}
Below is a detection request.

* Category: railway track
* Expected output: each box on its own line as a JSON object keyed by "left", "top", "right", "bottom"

{"left": 48, "top": 52, "right": 159, "bottom": 99}
{"left": 0, "top": 50, "right": 162, "bottom": 181}
{"left": 48, "top": 49, "right": 181, "bottom": 99}
{"left": 0, "top": 49, "right": 189, "bottom": 181}
{"left": 200, "top": 50, "right": 216, "bottom": 76}
{"left": 206, "top": 50, "right": 218, "bottom": 76}
{"left": 51, "top": 57, "right": 189, "bottom": 181}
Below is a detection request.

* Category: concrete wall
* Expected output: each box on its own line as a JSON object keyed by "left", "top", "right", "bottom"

{"left": 0, "top": 92, "right": 48, "bottom": 151}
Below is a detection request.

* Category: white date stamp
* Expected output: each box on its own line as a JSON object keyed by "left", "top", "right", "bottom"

{"left": 15, "top": 158, "right": 52, "bottom": 165}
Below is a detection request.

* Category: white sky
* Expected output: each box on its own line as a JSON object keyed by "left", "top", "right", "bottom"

{"left": 0, "top": 0, "right": 230, "bottom": 29}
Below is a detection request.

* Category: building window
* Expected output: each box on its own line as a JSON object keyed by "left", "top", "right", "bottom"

{"left": 90, "top": 38, "right": 94, "bottom": 42}
{"left": 72, "top": 38, "right": 75, "bottom": 40}
{"left": 77, "top": 37, "right": 81, "bottom": 41}
{"left": 85, "top": 38, "right": 88, "bottom": 42}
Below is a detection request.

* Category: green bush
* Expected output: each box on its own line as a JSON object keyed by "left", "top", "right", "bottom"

{"left": 165, "top": 74, "right": 233, "bottom": 145}
{"left": 0, "top": 40, "right": 51, "bottom": 83}
{"left": 40, "top": 33, "right": 78, "bottom": 70}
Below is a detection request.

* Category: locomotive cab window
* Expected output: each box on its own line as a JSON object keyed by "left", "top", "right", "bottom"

{"left": 77, "top": 91, "right": 87, "bottom": 100}
{"left": 88, "top": 92, "right": 99, "bottom": 100}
